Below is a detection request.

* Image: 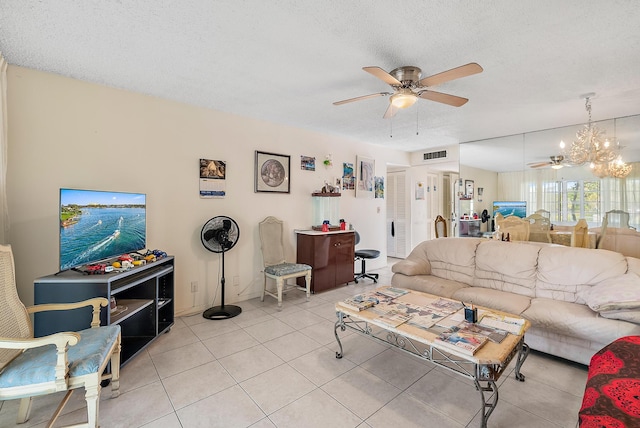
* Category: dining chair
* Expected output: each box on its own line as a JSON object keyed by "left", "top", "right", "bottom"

{"left": 598, "top": 210, "right": 636, "bottom": 249}
{"left": 603, "top": 210, "right": 635, "bottom": 230}
{"left": 496, "top": 216, "right": 530, "bottom": 241}
{"left": 535, "top": 209, "right": 551, "bottom": 219}
{"left": 571, "top": 219, "right": 590, "bottom": 248}
{"left": 258, "top": 216, "right": 311, "bottom": 309}
{"left": 525, "top": 213, "right": 552, "bottom": 243}
{"left": 0, "top": 244, "right": 121, "bottom": 427}
{"left": 434, "top": 215, "right": 447, "bottom": 238}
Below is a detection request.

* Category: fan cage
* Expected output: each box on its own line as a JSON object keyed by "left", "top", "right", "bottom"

{"left": 201, "top": 216, "right": 240, "bottom": 253}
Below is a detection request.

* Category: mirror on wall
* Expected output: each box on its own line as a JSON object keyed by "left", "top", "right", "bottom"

{"left": 459, "top": 113, "right": 640, "bottom": 228}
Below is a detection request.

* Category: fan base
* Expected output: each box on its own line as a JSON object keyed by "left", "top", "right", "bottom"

{"left": 202, "top": 304, "right": 242, "bottom": 320}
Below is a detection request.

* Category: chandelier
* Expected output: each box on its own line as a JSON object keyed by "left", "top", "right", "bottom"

{"left": 560, "top": 94, "right": 632, "bottom": 178}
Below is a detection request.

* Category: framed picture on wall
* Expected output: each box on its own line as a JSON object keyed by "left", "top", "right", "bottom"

{"left": 465, "top": 179, "right": 474, "bottom": 198}
{"left": 356, "top": 155, "right": 375, "bottom": 198}
{"left": 255, "top": 151, "right": 290, "bottom": 193}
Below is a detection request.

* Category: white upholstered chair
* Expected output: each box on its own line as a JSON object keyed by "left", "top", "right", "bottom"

{"left": 535, "top": 209, "right": 551, "bottom": 219}
{"left": 0, "top": 244, "right": 121, "bottom": 427}
{"left": 258, "top": 216, "right": 311, "bottom": 309}
{"left": 496, "top": 216, "right": 530, "bottom": 241}
{"left": 598, "top": 209, "right": 636, "bottom": 249}
{"left": 525, "top": 213, "right": 552, "bottom": 243}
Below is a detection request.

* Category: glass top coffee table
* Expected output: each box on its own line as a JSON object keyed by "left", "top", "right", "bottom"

{"left": 334, "top": 286, "right": 530, "bottom": 428}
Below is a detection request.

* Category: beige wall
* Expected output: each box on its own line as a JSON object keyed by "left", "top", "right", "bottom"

{"left": 6, "top": 66, "right": 410, "bottom": 316}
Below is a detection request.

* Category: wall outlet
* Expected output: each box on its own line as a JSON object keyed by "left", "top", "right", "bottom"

{"left": 233, "top": 276, "right": 240, "bottom": 286}
{"left": 191, "top": 281, "right": 198, "bottom": 292}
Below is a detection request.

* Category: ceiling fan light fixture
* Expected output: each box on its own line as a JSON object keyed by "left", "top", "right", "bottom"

{"left": 551, "top": 164, "right": 564, "bottom": 170}
{"left": 390, "top": 89, "right": 417, "bottom": 109}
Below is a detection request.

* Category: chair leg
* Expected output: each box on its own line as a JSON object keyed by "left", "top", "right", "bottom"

{"left": 305, "top": 271, "right": 311, "bottom": 301}
{"left": 261, "top": 275, "right": 266, "bottom": 302}
{"left": 84, "top": 383, "right": 101, "bottom": 428}
{"left": 46, "top": 389, "right": 74, "bottom": 428}
{"left": 354, "top": 259, "right": 378, "bottom": 283}
{"left": 17, "top": 397, "right": 33, "bottom": 424}
{"left": 110, "top": 338, "right": 121, "bottom": 398}
{"left": 276, "top": 278, "right": 284, "bottom": 309}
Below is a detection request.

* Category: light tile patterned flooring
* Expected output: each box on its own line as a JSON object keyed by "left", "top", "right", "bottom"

{"left": 0, "top": 259, "right": 588, "bottom": 427}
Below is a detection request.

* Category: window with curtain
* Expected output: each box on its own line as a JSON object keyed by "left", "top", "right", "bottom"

{"left": 497, "top": 162, "right": 640, "bottom": 228}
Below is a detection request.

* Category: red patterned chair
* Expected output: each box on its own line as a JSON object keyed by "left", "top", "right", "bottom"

{"left": 579, "top": 336, "right": 640, "bottom": 427}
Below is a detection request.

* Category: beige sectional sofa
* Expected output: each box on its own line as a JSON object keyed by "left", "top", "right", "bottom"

{"left": 391, "top": 237, "right": 640, "bottom": 365}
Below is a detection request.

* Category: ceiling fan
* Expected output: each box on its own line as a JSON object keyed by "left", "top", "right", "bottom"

{"left": 333, "top": 62, "right": 483, "bottom": 118}
{"left": 527, "top": 155, "right": 572, "bottom": 170}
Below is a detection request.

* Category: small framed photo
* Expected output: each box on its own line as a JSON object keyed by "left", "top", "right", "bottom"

{"left": 255, "top": 151, "right": 290, "bottom": 193}
{"left": 465, "top": 179, "right": 474, "bottom": 198}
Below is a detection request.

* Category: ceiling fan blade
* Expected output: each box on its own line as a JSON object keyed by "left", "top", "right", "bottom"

{"left": 527, "top": 162, "right": 551, "bottom": 168}
{"left": 417, "top": 90, "right": 468, "bottom": 107}
{"left": 418, "top": 63, "right": 483, "bottom": 87}
{"left": 333, "top": 92, "right": 391, "bottom": 105}
{"left": 383, "top": 103, "right": 398, "bottom": 119}
{"left": 363, "top": 66, "right": 401, "bottom": 86}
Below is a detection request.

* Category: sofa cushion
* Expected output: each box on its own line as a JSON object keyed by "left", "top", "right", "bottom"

{"left": 451, "top": 287, "right": 532, "bottom": 315}
{"left": 522, "top": 298, "right": 640, "bottom": 344}
{"left": 473, "top": 241, "right": 540, "bottom": 297}
{"left": 536, "top": 247, "right": 628, "bottom": 303}
{"left": 579, "top": 273, "right": 640, "bottom": 312}
{"left": 391, "top": 274, "right": 468, "bottom": 299}
{"left": 415, "top": 237, "right": 482, "bottom": 286}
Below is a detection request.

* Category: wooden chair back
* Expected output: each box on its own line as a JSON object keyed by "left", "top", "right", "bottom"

{"left": 434, "top": 215, "right": 447, "bottom": 238}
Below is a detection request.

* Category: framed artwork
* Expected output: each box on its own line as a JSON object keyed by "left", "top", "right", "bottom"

{"left": 375, "top": 176, "right": 384, "bottom": 199}
{"left": 465, "top": 179, "right": 474, "bottom": 199}
{"left": 199, "top": 158, "right": 226, "bottom": 198}
{"left": 356, "top": 155, "right": 375, "bottom": 198}
{"left": 255, "top": 151, "right": 290, "bottom": 193}
{"left": 342, "top": 162, "right": 354, "bottom": 190}
{"left": 300, "top": 155, "right": 315, "bottom": 171}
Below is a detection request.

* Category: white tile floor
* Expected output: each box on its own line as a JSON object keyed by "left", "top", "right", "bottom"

{"left": 0, "top": 259, "right": 588, "bottom": 428}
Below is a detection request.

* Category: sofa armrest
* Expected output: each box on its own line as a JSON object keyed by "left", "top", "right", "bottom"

{"left": 392, "top": 259, "right": 431, "bottom": 276}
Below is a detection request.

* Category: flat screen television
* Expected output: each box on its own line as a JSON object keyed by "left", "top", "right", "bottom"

{"left": 492, "top": 201, "right": 527, "bottom": 220}
{"left": 60, "top": 188, "right": 146, "bottom": 271}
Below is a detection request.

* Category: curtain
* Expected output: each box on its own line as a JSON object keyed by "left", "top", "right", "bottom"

{"left": 0, "top": 53, "right": 8, "bottom": 244}
{"left": 498, "top": 163, "right": 640, "bottom": 228}
{"left": 497, "top": 168, "right": 558, "bottom": 214}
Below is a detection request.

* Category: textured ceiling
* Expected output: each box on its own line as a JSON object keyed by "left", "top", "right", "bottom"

{"left": 1, "top": 0, "right": 640, "bottom": 169}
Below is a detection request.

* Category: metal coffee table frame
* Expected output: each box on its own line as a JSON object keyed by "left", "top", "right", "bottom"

{"left": 334, "top": 310, "right": 530, "bottom": 428}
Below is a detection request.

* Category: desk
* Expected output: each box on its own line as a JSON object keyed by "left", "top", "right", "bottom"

{"left": 549, "top": 231, "right": 597, "bottom": 249}
{"left": 334, "top": 287, "right": 530, "bottom": 428}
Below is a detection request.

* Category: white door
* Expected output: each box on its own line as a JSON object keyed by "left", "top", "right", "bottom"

{"left": 387, "top": 171, "right": 407, "bottom": 258}
{"left": 425, "top": 173, "right": 439, "bottom": 240}
{"left": 448, "top": 173, "right": 460, "bottom": 237}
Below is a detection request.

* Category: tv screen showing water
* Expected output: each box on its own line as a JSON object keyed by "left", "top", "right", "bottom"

{"left": 60, "top": 189, "right": 146, "bottom": 271}
{"left": 492, "top": 201, "right": 527, "bottom": 219}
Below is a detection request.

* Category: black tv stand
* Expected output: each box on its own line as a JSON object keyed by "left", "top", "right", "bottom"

{"left": 34, "top": 257, "right": 175, "bottom": 365}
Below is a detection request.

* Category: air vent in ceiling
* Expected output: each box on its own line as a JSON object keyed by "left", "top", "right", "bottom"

{"left": 423, "top": 150, "right": 448, "bottom": 162}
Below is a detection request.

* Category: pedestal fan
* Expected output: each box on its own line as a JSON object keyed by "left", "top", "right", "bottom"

{"left": 201, "top": 216, "right": 242, "bottom": 320}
